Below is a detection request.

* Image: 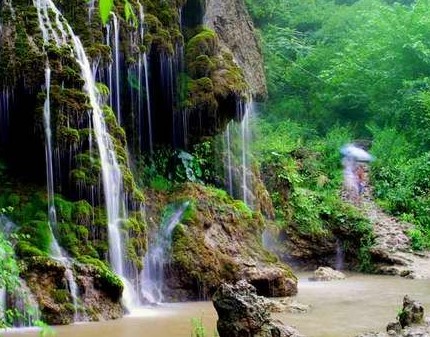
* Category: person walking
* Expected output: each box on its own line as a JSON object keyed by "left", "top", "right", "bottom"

{"left": 356, "top": 164, "right": 365, "bottom": 196}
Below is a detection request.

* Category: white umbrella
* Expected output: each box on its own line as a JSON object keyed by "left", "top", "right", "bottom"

{"left": 340, "top": 144, "right": 373, "bottom": 162}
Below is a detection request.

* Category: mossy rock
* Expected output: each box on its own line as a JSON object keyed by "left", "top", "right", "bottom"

{"left": 186, "top": 28, "right": 218, "bottom": 63}
{"left": 77, "top": 256, "right": 124, "bottom": 301}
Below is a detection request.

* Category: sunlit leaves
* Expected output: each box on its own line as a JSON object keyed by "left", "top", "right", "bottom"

{"left": 99, "top": 0, "right": 113, "bottom": 25}
{"left": 124, "top": 0, "right": 138, "bottom": 27}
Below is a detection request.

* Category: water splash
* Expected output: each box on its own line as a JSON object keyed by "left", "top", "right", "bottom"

{"left": 140, "top": 202, "right": 189, "bottom": 304}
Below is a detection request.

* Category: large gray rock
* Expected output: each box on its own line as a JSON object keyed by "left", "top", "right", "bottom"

{"left": 309, "top": 266, "right": 346, "bottom": 281}
{"left": 212, "top": 280, "right": 305, "bottom": 337}
{"left": 204, "top": 0, "right": 267, "bottom": 100}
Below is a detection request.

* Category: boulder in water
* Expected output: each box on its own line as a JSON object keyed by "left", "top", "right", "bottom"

{"left": 308, "top": 266, "right": 346, "bottom": 281}
{"left": 212, "top": 280, "right": 305, "bottom": 337}
{"left": 398, "top": 295, "right": 424, "bottom": 328}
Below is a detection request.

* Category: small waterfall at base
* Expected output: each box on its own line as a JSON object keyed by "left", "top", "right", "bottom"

{"left": 335, "top": 239, "right": 344, "bottom": 271}
{"left": 222, "top": 99, "right": 254, "bottom": 208}
{"left": 140, "top": 202, "right": 189, "bottom": 304}
{"left": 34, "top": 0, "right": 138, "bottom": 309}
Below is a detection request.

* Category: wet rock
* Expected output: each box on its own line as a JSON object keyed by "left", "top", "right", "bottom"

{"left": 212, "top": 280, "right": 305, "bottom": 337}
{"left": 240, "top": 264, "right": 298, "bottom": 297}
{"left": 263, "top": 298, "right": 310, "bottom": 314}
{"left": 399, "top": 295, "right": 424, "bottom": 328}
{"left": 308, "top": 266, "right": 346, "bottom": 281}
{"left": 386, "top": 321, "right": 402, "bottom": 334}
{"left": 21, "top": 257, "right": 124, "bottom": 324}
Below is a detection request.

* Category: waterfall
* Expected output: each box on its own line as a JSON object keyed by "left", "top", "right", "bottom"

{"left": 335, "top": 239, "right": 344, "bottom": 271}
{"left": 240, "top": 101, "right": 251, "bottom": 206}
{"left": 41, "top": 64, "right": 80, "bottom": 321}
{"left": 0, "top": 88, "right": 11, "bottom": 145}
{"left": 87, "top": 0, "right": 96, "bottom": 20}
{"left": 106, "top": 23, "right": 113, "bottom": 108}
{"left": 140, "top": 202, "right": 189, "bottom": 304}
{"left": 222, "top": 99, "right": 254, "bottom": 208}
{"left": 42, "top": 66, "right": 57, "bottom": 251}
{"left": 137, "top": 4, "right": 153, "bottom": 154}
{"left": 34, "top": 0, "right": 136, "bottom": 311}
{"left": 112, "top": 13, "right": 121, "bottom": 125}
{"left": 143, "top": 55, "right": 153, "bottom": 153}
{"left": 224, "top": 124, "right": 234, "bottom": 196}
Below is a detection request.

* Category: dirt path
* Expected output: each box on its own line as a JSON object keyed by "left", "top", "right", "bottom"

{"left": 343, "top": 167, "right": 430, "bottom": 279}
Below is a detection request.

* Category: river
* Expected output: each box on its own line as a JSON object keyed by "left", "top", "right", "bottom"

{"left": 5, "top": 273, "right": 430, "bottom": 337}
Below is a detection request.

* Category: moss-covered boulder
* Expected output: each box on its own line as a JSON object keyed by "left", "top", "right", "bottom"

{"left": 20, "top": 256, "right": 124, "bottom": 325}
{"left": 145, "top": 183, "right": 297, "bottom": 301}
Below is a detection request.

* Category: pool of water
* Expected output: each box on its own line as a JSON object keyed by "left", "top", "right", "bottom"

{"left": 5, "top": 273, "right": 430, "bottom": 337}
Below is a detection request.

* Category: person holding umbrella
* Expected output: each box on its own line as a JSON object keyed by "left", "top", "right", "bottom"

{"left": 340, "top": 144, "right": 373, "bottom": 203}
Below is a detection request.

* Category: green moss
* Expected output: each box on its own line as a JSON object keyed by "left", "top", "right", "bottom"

{"left": 18, "top": 220, "right": 52, "bottom": 254}
{"left": 73, "top": 200, "right": 93, "bottom": 226}
{"left": 77, "top": 256, "right": 123, "bottom": 301}
{"left": 51, "top": 289, "right": 70, "bottom": 304}
{"left": 15, "top": 241, "right": 48, "bottom": 258}
{"left": 54, "top": 196, "right": 73, "bottom": 223}
{"left": 186, "top": 28, "right": 218, "bottom": 63}
{"left": 58, "top": 127, "right": 80, "bottom": 145}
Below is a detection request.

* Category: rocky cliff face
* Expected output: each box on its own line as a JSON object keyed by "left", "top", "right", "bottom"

{"left": 204, "top": 0, "right": 267, "bottom": 100}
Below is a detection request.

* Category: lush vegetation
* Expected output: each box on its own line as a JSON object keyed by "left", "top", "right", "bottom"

{"left": 246, "top": 0, "right": 430, "bottom": 249}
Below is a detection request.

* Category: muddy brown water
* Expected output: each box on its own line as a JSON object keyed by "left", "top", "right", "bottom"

{"left": 5, "top": 273, "right": 430, "bottom": 337}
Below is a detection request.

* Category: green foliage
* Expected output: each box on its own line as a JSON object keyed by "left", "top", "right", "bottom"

{"left": 245, "top": 0, "right": 430, "bottom": 252}
{"left": 191, "top": 317, "right": 218, "bottom": 337}
{"left": 407, "top": 227, "right": 428, "bottom": 251}
{"left": 99, "top": 0, "right": 113, "bottom": 24}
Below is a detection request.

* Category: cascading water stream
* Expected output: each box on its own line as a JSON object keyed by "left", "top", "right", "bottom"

{"left": 112, "top": 13, "right": 121, "bottom": 125}
{"left": 42, "top": 64, "right": 80, "bottom": 321}
{"left": 335, "top": 239, "right": 345, "bottom": 271}
{"left": 138, "top": 4, "right": 154, "bottom": 154}
{"left": 35, "top": 0, "right": 136, "bottom": 311}
{"left": 240, "top": 101, "right": 251, "bottom": 206}
{"left": 136, "top": 4, "right": 153, "bottom": 154}
{"left": 225, "top": 124, "right": 234, "bottom": 196}
{"left": 222, "top": 99, "right": 254, "bottom": 208}
{"left": 106, "top": 23, "right": 113, "bottom": 108}
{"left": 140, "top": 202, "right": 189, "bottom": 304}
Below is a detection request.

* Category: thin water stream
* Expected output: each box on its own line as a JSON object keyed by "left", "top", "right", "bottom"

{"left": 5, "top": 274, "right": 430, "bottom": 337}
